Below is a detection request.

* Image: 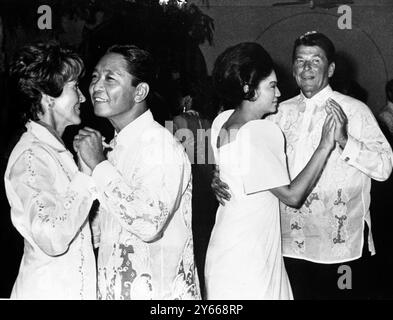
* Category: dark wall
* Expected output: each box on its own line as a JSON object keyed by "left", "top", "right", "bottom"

{"left": 198, "top": 1, "right": 393, "bottom": 113}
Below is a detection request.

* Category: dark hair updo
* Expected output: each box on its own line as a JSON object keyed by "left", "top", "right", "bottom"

{"left": 9, "top": 41, "right": 85, "bottom": 123}
{"left": 212, "top": 42, "right": 274, "bottom": 110}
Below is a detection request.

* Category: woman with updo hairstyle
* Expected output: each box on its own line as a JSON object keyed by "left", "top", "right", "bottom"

{"left": 4, "top": 42, "right": 97, "bottom": 299}
{"left": 205, "top": 42, "right": 337, "bottom": 299}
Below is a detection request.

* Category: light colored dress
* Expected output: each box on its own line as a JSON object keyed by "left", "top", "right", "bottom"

{"left": 205, "top": 110, "right": 293, "bottom": 300}
{"left": 4, "top": 121, "right": 97, "bottom": 299}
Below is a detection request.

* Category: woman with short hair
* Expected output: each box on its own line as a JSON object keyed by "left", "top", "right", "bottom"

{"left": 4, "top": 42, "right": 96, "bottom": 299}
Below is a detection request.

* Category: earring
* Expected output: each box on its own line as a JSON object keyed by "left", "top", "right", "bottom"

{"left": 48, "top": 98, "right": 54, "bottom": 109}
{"left": 243, "top": 84, "right": 250, "bottom": 94}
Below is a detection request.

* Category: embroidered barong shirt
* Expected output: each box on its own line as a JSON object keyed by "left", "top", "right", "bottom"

{"left": 268, "top": 85, "right": 393, "bottom": 263}
{"left": 92, "top": 110, "right": 201, "bottom": 300}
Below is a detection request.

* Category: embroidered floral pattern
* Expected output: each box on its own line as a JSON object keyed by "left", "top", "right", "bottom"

{"left": 25, "top": 150, "right": 37, "bottom": 186}
{"left": 5, "top": 122, "right": 96, "bottom": 299}
{"left": 105, "top": 181, "right": 169, "bottom": 239}
{"left": 78, "top": 229, "right": 85, "bottom": 300}
{"left": 289, "top": 213, "right": 306, "bottom": 254}
{"left": 33, "top": 190, "right": 78, "bottom": 227}
{"left": 172, "top": 237, "right": 200, "bottom": 300}
{"left": 118, "top": 242, "right": 137, "bottom": 300}
{"left": 269, "top": 87, "right": 393, "bottom": 262}
{"left": 130, "top": 274, "right": 153, "bottom": 299}
{"left": 98, "top": 266, "right": 117, "bottom": 300}
{"left": 94, "top": 111, "right": 200, "bottom": 299}
{"left": 182, "top": 179, "right": 193, "bottom": 230}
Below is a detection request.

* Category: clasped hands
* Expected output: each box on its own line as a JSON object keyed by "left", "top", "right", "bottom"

{"left": 326, "top": 98, "right": 348, "bottom": 149}
{"left": 211, "top": 98, "right": 349, "bottom": 205}
{"left": 73, "top": 127, "right": 106, "bottom": 174}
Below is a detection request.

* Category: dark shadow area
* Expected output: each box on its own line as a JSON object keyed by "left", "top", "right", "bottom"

{"left": 0, "top": 71, "right": 25, "bottom": 298}
{"left": 330, "top": 51, "right": 368, "bottom": 103}
{"left": 369, "top": 122, "right": 393, "bottom": 299}
{"left": 274, "top": 62, "right": 299, "bottom": 103}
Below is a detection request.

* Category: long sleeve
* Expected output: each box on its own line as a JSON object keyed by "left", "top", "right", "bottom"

{"left": 7, "top": 147, "right": 96, "bottom": 256}
{"left": 92, "top": 141, "right": 190, "bottom": 243}
{"left": 340, "top": 103, "right": 393, "bottom": 181}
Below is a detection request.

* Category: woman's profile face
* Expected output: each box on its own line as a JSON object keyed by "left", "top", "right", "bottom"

{"left": 253, "top": 70, "right": 281, "bottom": 117}
{"left": 51, "top": 80, "right": 85, "bottom": 129}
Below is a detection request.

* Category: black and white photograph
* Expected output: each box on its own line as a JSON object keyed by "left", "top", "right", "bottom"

{"left": 0, "top": 0, "right": 392, "bottom": 308}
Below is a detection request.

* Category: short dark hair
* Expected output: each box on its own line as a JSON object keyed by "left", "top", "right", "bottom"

{"left": 9, "top": 41, "right": 84, "bottom": 123}
{"left": 106, "top": 44, "right": 157, "bottom": 88}
{"left": 292, "top": 32, "right": 336, "bottom": 64}
{"left": 212, "top": 42, "right": 274, "bottom": 110}
{"left": 386, "top": 79, "right": 393, "bottom": 103}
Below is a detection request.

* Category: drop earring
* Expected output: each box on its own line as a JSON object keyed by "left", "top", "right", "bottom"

{"left": 243, "top": 84, "right": 250, "bottom": 94}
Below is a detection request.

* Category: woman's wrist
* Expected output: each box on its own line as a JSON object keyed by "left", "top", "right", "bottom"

{"left": 317, "top": 143, "right": 334, "bottom": 154}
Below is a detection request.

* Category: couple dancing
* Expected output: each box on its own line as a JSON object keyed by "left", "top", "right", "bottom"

{"left": 205, "top": 33, "right": 392, "bottom": 299}
{"left": 5, "top": 42, "right": 200, "bottom": 299}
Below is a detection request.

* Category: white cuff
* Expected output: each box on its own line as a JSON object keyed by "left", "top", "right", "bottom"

{"left": 340, "top": 135, "right": 361, "bottom": 164}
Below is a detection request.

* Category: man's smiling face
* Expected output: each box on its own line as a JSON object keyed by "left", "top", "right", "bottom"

{"left": 292, "top": 45, "right": 335, "bottom": 98}
{"left": 89, "top": 52, "right": 136, "bottom": 121}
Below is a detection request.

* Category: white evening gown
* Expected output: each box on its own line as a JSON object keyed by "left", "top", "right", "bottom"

{"left": 205, "top": 110, "right": 293, "bottom": 300}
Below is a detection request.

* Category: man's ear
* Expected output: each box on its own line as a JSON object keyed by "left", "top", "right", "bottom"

{"left": 328, "top": 62, "right": 335, "bottom": 78}
{"left": 134, "top": 82, "right": 149, "bottom": 103}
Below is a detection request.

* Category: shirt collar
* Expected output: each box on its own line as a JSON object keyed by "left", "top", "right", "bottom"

{"left": 27, "top": 121, "right": 67, "bottom": 152}
{"left": 114, "top": 109, "right": 154, "bottom": 146}
{"left": 300, "top": 85, "right": 333, "bottom": 107}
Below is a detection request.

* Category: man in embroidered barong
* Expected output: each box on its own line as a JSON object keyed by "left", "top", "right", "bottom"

{"left": 212, "top": 32, "right": 393, "bottom": 299}
{"left": 73, "top": 45, "right": 201, "bottom": 300}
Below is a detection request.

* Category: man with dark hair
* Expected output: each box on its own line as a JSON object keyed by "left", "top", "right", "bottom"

{"left": 378, "top": 79, "right": 393, "bottom": 136}
{"left": 292, "top": 31, "right": 336, "bottom": 65}
{"left": 212, "top": 32, "right": 393, "bottom": 299}
{"left": 74, "top": 45, "right": 201, "bottom": 300}
{"left": 271, "top": 31, "right": 392, "bottom": 299}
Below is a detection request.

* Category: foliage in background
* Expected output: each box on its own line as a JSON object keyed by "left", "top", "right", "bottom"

{"left": 0, "top": 0, "right": 214, "bottom": 45}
